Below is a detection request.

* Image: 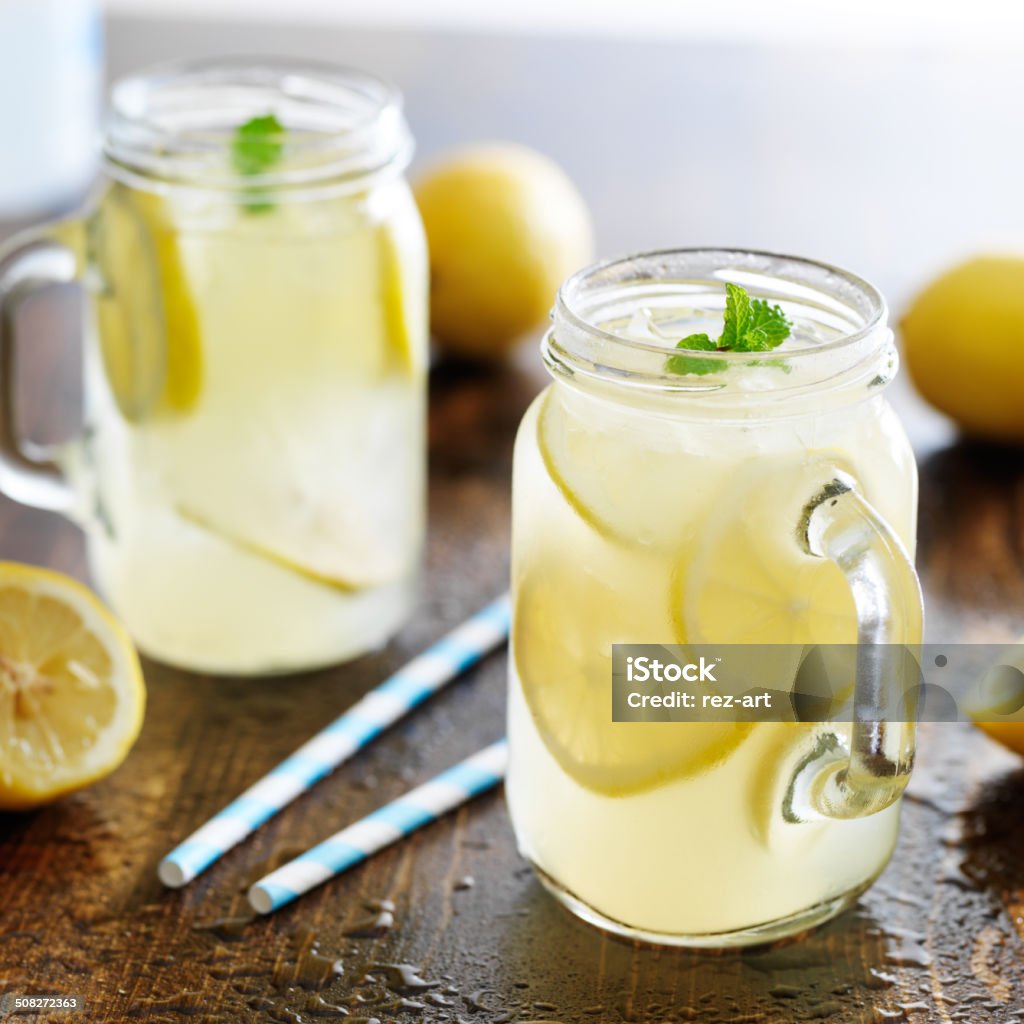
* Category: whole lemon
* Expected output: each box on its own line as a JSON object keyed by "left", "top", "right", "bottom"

{"left": 975, "top": 720, "right": 1024, "bottom": 757}
{"left": 968, "top": 651, "right": 1024, "bottom": 757}
{"left": 414, "top": 143, "right": 594, "bottom": 358}
{"left": 901, "top": 256, "right": 1024, "bottom": 441}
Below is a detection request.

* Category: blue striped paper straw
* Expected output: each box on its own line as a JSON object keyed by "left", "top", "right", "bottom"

{"left": 157, "top": 595, "right": 510, "bottom": 888}
{"left": 248, "top": 739, "right": 507, "bottom": 914}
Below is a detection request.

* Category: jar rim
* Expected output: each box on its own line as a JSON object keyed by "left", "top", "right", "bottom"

{"left": 555, "top": 247, "right": 887, "bottom": 362}
{"left": 544, "top": 247, "right": 894, "bottom": 402}
{"left": 103, "top": 57, "right": 412, "bottom": 201}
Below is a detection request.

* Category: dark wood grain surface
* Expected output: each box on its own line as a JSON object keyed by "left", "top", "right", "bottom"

{"left": 1, "top": 302, "right": 1024, "bottom": 1023}
{"left": 3, "top": 16, "right": 1024, "bottom": 1023}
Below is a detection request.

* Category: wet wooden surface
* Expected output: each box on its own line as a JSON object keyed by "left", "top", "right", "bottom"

{"left": 1, "top": 289, "right": 1024, "bottom": 1024}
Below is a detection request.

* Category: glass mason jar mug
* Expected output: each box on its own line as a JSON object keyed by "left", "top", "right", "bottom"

{"left": 0, "top": 60, "right": 428, "bottom": 674}
{"left": 506, "top": 249, "right": 924, "bottom": 947}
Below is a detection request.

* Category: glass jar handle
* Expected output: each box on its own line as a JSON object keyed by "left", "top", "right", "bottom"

{"left": 0, "top": 231, "right": 79, "bottom": 515}
{"left": 792, "top": 471, "right": 923, "bottom": 820}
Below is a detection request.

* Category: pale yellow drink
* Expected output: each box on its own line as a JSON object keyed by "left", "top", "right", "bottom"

{"left": 506, "top": 252, "right": 922, "bottom": 945}
{"left": 74, "top": 176, "right": 427, "bottom": 674}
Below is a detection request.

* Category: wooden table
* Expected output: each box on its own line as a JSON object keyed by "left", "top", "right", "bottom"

{"left": 2, "top": 304, "right": 1024, "bottom": 1022}
{"left": 3, "top": 18, "right": 1024, "bottom": 1023}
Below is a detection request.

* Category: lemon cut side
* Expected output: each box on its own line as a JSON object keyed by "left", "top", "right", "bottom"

{"left": 0, "top": 564, "right": 145, "bottom": 810}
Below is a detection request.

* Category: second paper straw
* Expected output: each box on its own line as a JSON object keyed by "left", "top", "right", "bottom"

{"left": 249, "top": 739, "right": 508, "bottom": 913}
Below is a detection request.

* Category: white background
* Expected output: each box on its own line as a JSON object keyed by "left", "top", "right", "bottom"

{"left": 106, "top": 0, "right": 1024, "bottom": 46}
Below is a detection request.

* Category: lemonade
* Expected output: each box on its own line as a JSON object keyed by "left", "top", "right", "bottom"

{"left": 76, "top": 175, "right": 426, "bottom": 673}
{"left": 0, "top": 61, "right": 429, "bottom": 674}
{"left": 506, "top": 250, "right": 923, "bottom": 945}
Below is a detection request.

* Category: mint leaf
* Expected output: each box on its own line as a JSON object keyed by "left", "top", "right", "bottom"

{"left": 232, "top": 113, "right": 285, "bottom": 213}
{"left": 677, "top": 333, "right": 716, "bottom": 349}
{"left": 232, "top": 114, "right": 285, "bottom": 175}
{"left": 664, "top": 283, "right": 792, "bottom": 375}
{"left": 718, "top": 283, "right": 751, "bottom": 351}
{"left": 742, "top": 297, "right": 791, "bottom": 351}
{"left": 667, "top": 333, "right": 722, "bottom": 376}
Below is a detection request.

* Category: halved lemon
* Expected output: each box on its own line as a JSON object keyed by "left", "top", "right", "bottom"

{"left": 0, "top": 564, "right": 145, "bottom": 810}
{"left": 513, "top": 558, "right": 751, "bottom": 797}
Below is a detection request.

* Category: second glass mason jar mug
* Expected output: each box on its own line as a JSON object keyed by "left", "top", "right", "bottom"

{"left": 0, "top": 60, "right": 428, "bottom": 674}
{"left": 506, "top": 249, "right": 924, "bottom": 947}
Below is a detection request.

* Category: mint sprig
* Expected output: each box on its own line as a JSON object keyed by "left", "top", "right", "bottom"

{"left": 666, "top": 282, "right": 792, "bottom": 376}
{"left": 232, "top": 113, "right": 285, "bottom": 213}
{"left": 665, "top": 333, "right": 721, "bottom": 376}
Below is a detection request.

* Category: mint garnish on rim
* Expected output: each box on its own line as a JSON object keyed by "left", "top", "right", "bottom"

{"left": 666, "top": 282, "right": 792, "bottom": 376}
{"left": 232, "top": 113, "right": 286, "bottom": 214}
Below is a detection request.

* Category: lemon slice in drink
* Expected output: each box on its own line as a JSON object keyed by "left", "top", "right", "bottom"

{"left": 679, "top": 453, "right": 858, "bottom": 647}
{"left": 92, "top": 183, "right": 202, "bottom": 421}
{"left": 537, "top": 390, "right": 715, "bottom": 549}
{"left": 159, "top": 207, "right": 422, "bottom": 591}
{"left": 0, "top": 564, "right": 145, "bottom": 810}
{"left": 135, "top": 191, "right": 203, "bottom": 412}
{"left": 673, "top": 452, "right": 859, "bottom": 724}
{"left": 175, "top": 504, "right": 409, "bottom": 593}
{"left": 514, "top": 561, "right": 751, "bottom": 797}
{"left": 92, "top": 185, "right": 164, "bottom": 420}
{"left": 379, "top": 215, "right": 427, "bottom": 377}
